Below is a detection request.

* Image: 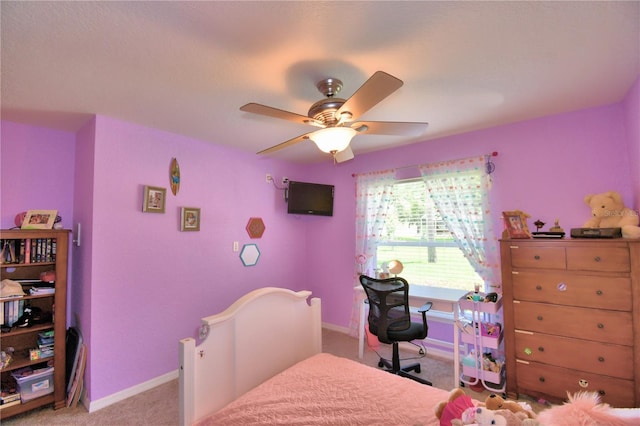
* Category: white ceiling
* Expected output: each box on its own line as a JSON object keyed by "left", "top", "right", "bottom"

{"left": 2, "top": 1, "right": 639, "bottom": 163}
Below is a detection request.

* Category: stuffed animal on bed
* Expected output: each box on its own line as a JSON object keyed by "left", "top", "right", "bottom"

{"left": 536, "top": 391, "right": 640, "bottom": 426}
{"left": 435, "top": 388, "right": 540, "bottom": 426}
{"left": 484, "top": 394, "right": 536, "bottom": 419}
{"left": 435, "top": 388, "right": 476, "bottom": 426}
{"left": 453, "top": 406, "right": 540, "bottom": 426}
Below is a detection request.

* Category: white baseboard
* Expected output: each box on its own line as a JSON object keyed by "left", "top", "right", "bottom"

{"left": 86, "top": 370, "right": 178, "bottom": 412}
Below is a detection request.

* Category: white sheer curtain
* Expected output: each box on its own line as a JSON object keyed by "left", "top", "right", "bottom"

{"left": 348, "top": 169, "right": 396, "bottom": 337}
{"left": 419, "top": 155, "right": 500, "bottom": 290}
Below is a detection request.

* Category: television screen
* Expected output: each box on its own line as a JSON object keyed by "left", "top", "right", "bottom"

{"left": 287, "top": 181, "right": 334, "bottom": 216}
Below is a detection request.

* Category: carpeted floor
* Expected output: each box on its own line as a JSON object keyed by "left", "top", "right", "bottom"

{"left": 2, "top": 328, "right": 548, "bottom": 425}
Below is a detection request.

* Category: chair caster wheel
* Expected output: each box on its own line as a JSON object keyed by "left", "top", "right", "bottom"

{"left": 415, "top": 366, "right": 421, "bottom": 373}
{"left": 378, "top": 361, "right": 384, "bottom": 368}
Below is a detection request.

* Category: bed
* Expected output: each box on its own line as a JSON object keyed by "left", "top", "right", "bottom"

{"left": 180, "top": 287, "right": 640, "bottom": 425}
{"left": 178, "top": 286, "right": 458, "bottom": 425}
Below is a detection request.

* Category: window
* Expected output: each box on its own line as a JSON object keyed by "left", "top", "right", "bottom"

{"left": 375, "top": 179, "right": 483, "bottom": 291}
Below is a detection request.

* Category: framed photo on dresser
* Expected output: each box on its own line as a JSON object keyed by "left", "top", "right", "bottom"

{"left": 502, "top": 210, "right": 531, "bottom": 238}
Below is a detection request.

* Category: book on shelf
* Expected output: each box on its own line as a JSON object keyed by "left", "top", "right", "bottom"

{"left": 0, "top": 238, "right": 57, "bottom": 264}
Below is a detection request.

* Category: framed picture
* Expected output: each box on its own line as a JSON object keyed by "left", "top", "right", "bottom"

{"left": 180, "top": 207, "right": 201, "bottom": 231}
{"left": 143, "top": 186, "right": 166, "bottom": 213}
{"left": 21, "top": 210, "right": 58, "bottom": 229}
{"left": 502, "top": 210, "right": 532, "bottom": 239}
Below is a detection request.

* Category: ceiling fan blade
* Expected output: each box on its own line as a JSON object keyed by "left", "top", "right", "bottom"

{"left": 240, "top": 103, "right": 323, "bottom": 127}
{"left": 256, "top": 132, "right": 312, "bottom": 155}
{"left": 336, "top": 71, "right": 403, "bottom": 121}
{"left": 334, "top": 146, "right": 354, "bottom": 163}
{"left": 351, "top": 121, "right": 428, "bottom": 136}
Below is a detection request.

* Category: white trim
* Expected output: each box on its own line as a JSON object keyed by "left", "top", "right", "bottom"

{"left": 87, "top": 370, "right": 178, "bottom": 412}
{"left": 322, "top": 322, "right": 349, "bottom": 334}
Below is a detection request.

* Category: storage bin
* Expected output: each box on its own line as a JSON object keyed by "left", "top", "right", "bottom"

{"left": 12, "top": 366, "right": 54, "bottom": 402}
{"left": 459, "top": 292, "right": 503, "bottom": 314}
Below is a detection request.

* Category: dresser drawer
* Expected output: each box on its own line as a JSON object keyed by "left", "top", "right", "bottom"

{"left": 510, "top": 246, "right": 566, "bottom": 269}
{"left": 566, "top": 247, "right": 630, "bottom": 272}
{"left": 514, "top": 331, "right": 633, "bottom": 379}
{"left": 513, "top": 301, "right": 633, "bottom": 345}
{"left": 511, "top": 271, "right": 632, "bottom": 311}
{"left": 515, "top": 360, "right": 635, "bottom": 408}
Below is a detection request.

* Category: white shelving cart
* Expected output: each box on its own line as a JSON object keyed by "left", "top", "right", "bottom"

{"left": 458, "top": 292, "right": 506, "bottom": 393}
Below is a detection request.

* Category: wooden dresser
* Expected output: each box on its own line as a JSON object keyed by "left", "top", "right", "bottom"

{"left": 500, "top": 238, "right": 640, "bottom": 408}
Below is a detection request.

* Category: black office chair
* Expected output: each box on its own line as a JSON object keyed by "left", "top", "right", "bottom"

{"left": 359, "top": 275, "right": 433, "bottom": 386}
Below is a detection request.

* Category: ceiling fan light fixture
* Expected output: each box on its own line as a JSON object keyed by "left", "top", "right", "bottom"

{"left": 309, "top": 127, "right": 356, "bottom": 154}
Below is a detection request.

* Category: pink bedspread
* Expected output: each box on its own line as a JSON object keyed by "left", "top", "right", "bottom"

{"left": 197, "top": 352, "right": 455, "bottom": 425}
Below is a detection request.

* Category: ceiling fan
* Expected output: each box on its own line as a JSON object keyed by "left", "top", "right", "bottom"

{"left": 240, "top": 71, "right": 429, "bottom": 162}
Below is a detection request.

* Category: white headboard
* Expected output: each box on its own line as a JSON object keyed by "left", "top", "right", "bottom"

{"left": 179, "top": 287, "right": 322, "bottom": 426}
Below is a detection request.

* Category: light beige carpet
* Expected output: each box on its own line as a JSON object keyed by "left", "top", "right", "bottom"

{"left": 2, "top": 328, "right": 547, "bottom": 425}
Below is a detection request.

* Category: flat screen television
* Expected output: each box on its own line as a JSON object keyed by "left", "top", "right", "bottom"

{"left": 287, "top": 180, "right": 334, "bottom": 216}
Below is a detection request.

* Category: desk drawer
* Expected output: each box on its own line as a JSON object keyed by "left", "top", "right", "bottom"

{"left": 566, "top": 247, "right": 630, "bottom": 272}
{"left": 513, "top": 301, "right": 633, "bottom": 345}
{"left": 514, "top": 331, "right": 633, "bottom": 379}
{"left": 515, "top": 360, "right": 634, "bottom": 408}
{"left": 511, "top": 271, "right": 632, "bottom": 311}
{"left": 510, "top": 246, "right": 566, "bottom": 270}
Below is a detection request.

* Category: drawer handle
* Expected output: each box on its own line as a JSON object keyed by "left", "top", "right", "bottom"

{"left": 536, "top": 285, "right": 542, "bottom": 291}
{"left": 537, "top": 315, "right": 543, "bottom": 321}
{"left": 596, "top": 290, "right": 603, "bottom": 296}
{"left": 598, "top": 356, "right": 605, "bottom": 362}
{"left": 538, "top": 346, "right": 544, "bottom": 352}
{"left": 594, "top": 256, "right": 601, "bottom": 262}
{"left": 534, "top": 255, "right": 541, "bottom": 260}
{"left": 539, "top": 376, "right": 545, "bottom": 383}
{"left": 597, "top": 323, "right": 604, "bottom": 329}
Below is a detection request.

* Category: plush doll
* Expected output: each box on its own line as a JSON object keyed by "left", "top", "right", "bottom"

{"left": 435, "top": 388, "right": 476, "bottom": 426}
{"left": 583, "top": 191, "right": 640, "bottom": 238}
{"left": 484, "top": 394, "right": 536, "bottom": 419}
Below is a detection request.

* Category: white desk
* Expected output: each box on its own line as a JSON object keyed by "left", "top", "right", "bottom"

{"left": 357, "top": 285, "right": 467, "bottom": 388}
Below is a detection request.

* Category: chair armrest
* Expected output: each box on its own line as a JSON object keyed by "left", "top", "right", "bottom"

{"left": 418, "top": 301, "right": 433, "bottom": 313}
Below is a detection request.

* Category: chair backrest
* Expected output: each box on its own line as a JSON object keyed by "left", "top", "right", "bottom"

{"left": 359, "top": 275, "right": 411, "bottom": 344}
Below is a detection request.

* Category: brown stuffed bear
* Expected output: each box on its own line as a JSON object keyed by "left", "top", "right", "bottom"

{"left": 583, "top": 191, "right": 640, "bottom": 239}
{"left": 484, "top": 394, "right": 536, "bottom": 419}
{"left": 451, "top": 407, "right": 541, "bottom": 426}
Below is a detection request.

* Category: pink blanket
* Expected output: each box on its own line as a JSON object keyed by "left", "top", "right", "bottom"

{"left": 198, "top": 353, "right": 455, "bottom": 425}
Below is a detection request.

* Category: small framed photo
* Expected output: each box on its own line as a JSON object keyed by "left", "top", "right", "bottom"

{"left": 180, "top": 207, "right": 201, "bottom": 231}
{"left": 503, "top": 210, "right": 532, "bottom": 239}
{"left": 143, "top": 186, "right": 166, "bottom": 213}
{"left": 21, "top": 210, "right": 58, "bottom": 229}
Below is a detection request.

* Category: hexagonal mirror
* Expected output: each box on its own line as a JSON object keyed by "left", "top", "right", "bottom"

{"left": 239, "top": 243, "right": 260, "bottom": 266}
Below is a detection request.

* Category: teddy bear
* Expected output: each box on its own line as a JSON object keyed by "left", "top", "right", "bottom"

{"left": 452, "top": 406, "right": 541, "bottom": 426}
{"left": 484, "top": 394, "right": 536, "bottom": 419}
{"left": 583, "top": 191, "right": 640, "bottom": 239}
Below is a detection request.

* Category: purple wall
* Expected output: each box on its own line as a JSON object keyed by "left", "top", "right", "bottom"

{"left": 623, "top": 76, "right": 640, "bottom": 207}
{"left": 0, "top": 74, "right": 637, "bottom": 405}
{"left": 303, "top": 94, "right": 638, "bottom": 329}
{"left": 1, "top": 121, "right": 76, "bottom": 228}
